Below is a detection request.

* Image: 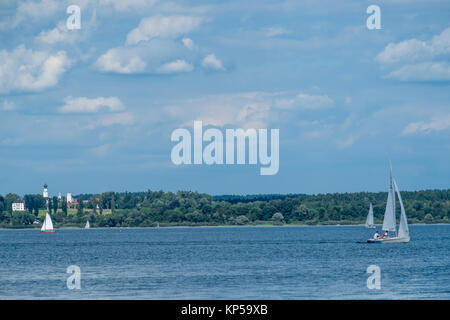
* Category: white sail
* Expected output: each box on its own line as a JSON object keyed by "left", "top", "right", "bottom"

{"left": 41, "top": 213, "right": 54, "bottom": 231}
{"left": 40, "top": 217, "right": 46, "bottom": 231}
{"left": 85, "top": 220, "right": 90, "bottom": 229}
{"left": 393, "top": 179, "right": 409, "bottom": 239}
{"left": 382, "top": 184, "right": 396, "bottom": 232}
{"left": 382, "top": 166, "right": 396, "bottom": 232}
{"left": 365, "top": 203, "right": 374, "bottom": 228}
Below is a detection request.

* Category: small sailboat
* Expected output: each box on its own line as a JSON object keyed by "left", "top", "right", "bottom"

{"left": 368, "top": 163, "right": 410, "bottom": 243}
{"left": 365, "top": 203, "right": 375, "bottom": 228}
{"left": 85, "top": 220, "right": 90, "bottom": 229}
{"left": 40, "top": 213, "right": 55, "bottom": 233}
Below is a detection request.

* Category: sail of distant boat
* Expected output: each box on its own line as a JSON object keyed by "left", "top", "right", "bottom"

{"left": 85, "top": 220, "right": 90, "bottom": 229}
{"left": 367, "top": 163, "right": 410, "bottom": 244}
{"left": 394, "top": 179, "right": 410, "bottom": 240}
{"left": 365, "top": 203, "right": 375, "bottom": 228}
{"left": 382, "top": 164, "right": 397, "bottom": 234}
{"left": 40, "top": 213, "right": 55, "bottom": 233}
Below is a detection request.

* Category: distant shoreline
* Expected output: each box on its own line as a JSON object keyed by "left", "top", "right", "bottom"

{"left": 1, "top": 222, "right": 449, "bottom": 231}
{"left": 3, "top": 189, "right": 448, "bottom": 230}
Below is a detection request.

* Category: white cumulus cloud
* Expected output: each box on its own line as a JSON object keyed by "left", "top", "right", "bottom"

{"left": 402, "top": 115, "right": 450, "bottom": 135}
{"left": 182, "top": 37, "right": 195, "bottom": 49}
{"left": 376, "top": 27, "right": 450, "bottom": 81}
{"left": 376, "top": 27, "right": 450, "bottom": 64}
{"left": 201, "top": 54, "right": 225, "bottom": 70}
{"left": 94, "top": 39, "right": 193, "bottom": 74}
{"left": 59, "top": 96, "right": 124, "bottom": 113}
{"left": 12, "top": 0, "right": 61, "bottom": 27}
{"left": 0, "top": 45, "right": 71, "bottom": 93}
{"left": 126, "top": 15, "right": 203, "bottom": 46}
{"left": 94, "top": 47, "right": 147, "bottom": 74}
{"left": 387, "top": 62, "right": 450, "bottom": 81}
{"left": 36, "top": 21, "right": 74, "bottom": 44}
{"left": 157, "top": 59, "right": 194, "bottom": 73}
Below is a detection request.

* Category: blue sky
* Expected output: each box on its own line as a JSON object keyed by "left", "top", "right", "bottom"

{"left": 0, "top": 0, "right": 449, "bottom": 196}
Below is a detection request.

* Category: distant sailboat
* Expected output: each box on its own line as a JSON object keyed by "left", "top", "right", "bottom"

{"left": 365, "top": 203, "right": 375, "bottom": 228}
{"left": 368, "top": 163, "right": 410, "bottom": 243}
{"left": 40, "top": 213, "right": 55, "bottom": 233}
{"left": 85, "top": 220, "right": 90, "bottom": 229}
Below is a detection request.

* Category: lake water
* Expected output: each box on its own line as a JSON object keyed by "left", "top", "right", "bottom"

{"left": 0, "top": 225, "right": 449, "bottom": 299}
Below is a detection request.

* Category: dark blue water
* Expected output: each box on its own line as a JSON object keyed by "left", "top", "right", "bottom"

{"left": 0, "top": 225, "right": 449, "bottom": 299}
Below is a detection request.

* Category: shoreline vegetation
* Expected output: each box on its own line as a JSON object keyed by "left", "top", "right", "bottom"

{"left": 1, "top": 189, "right": 449, "bottom": 229}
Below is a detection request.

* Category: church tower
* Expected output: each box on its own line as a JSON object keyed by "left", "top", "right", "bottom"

{"left": 43, "top": 184, "right": 49, "bottom": 199}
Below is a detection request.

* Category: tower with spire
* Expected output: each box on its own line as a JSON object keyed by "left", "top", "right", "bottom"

{"left": 43, "top": 184, "right": 49, "bottom": 199}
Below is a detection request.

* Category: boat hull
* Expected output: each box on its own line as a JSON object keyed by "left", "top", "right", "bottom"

{"left": 40, "top": 230, "right": 55, "bottom": 233}
{"left": 367, "top": 236, "right": 409, "bottom": 244}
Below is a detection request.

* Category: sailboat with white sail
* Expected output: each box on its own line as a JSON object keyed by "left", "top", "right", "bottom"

{"left": 365, "top": 203, "right": 375, "bottom": 228}
{"left": 85, "top": 220, "right": 90, "bottom": 229}
{"left": 367, "top": 163, "right": 410, "bottom": 243}
{"left": 40, "top": 212, "right": 55, "bottom": 233}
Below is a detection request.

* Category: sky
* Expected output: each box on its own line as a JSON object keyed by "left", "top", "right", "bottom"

{"left": 0, "top": 0, "right": 449, "bottom": 196}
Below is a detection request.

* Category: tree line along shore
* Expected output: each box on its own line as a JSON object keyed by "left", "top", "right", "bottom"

{"left": 0, "top": 189, "right": 449, "bottom": 228}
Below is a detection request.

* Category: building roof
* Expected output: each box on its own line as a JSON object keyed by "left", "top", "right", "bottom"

{"left": 13, "top": 199, "right": 25, "bottom": 204}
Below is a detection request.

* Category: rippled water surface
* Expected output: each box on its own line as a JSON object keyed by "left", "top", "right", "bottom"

{"left": 0, "top": 225, "right": 449, "bottom": 299}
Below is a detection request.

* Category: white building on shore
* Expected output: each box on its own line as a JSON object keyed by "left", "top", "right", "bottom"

{"left": 12, "top": 199, "right": 25, "bottom": 211}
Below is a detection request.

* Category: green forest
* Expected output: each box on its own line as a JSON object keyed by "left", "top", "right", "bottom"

{"left": 0, "top": 189, "right": 449, "bottom": 228}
